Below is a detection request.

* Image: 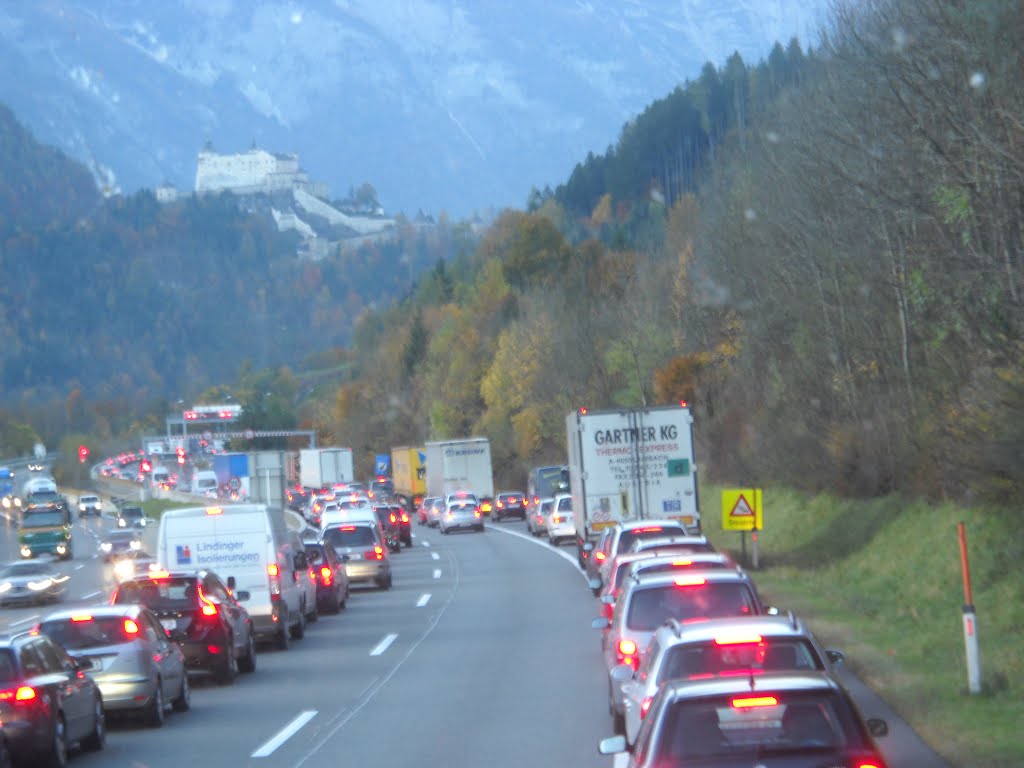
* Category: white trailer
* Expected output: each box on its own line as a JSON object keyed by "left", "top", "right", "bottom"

{"left": 299, "top": 447, "right": 354, "bottom": 489}
{"left": 424, "top": 438, "right": 494, "bottom": 500}
{"left": 566, "top": 405, "right": 700, "bottom": 567}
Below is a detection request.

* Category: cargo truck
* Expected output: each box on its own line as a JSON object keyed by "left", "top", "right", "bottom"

{"left": 565, "top": 404, "right": 700, "bottom": 568}
{"left": 299, "top": 447, "right": 354, "bottom": 489}
{"left": 424, "top": 438, "right": 494, "bottom": 501}
{"left": 391, "top": 446, "right": 426, "bottom": 513}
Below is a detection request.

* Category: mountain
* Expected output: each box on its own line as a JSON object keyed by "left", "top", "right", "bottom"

{"left": 0, "top": 1, "right": 829, "bottom": 217}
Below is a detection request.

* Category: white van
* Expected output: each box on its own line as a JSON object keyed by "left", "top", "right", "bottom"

{"left": 190, "top": 470, "right": 218, "bottom": 498}
{"left": 156, "top": 504, "right": 308, "bottom": 649}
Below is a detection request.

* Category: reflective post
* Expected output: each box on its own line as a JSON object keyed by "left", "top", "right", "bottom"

{"left": 751, "top": 529, "right": 759, "bottom": 570}
{"left": 958, "top": 521, "right": 981, "bottom": 694}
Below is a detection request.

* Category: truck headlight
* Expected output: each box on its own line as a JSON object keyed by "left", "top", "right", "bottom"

{"left": 28, "top": 579, "right": 53, "bottom": 591}
{"left": 19, "top": 546, "right": 31, "bottom": 557}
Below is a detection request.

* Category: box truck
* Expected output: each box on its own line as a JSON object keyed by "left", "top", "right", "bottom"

{"left": 299, "top": 448, "right": 354, "bottom": 489}
{"left": 565, "top": 404, "right": 700, "bottom": 568}
{"left": 424, "top": 438, "right": 494, "bottom": 501}
{"left": 391, "top": 446, "right": 426, "bottom": 511}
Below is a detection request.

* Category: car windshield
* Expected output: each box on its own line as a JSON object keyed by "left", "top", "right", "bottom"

{"left": 114, "top": 577, "right": 197, "bottom": 610}
{"left": 659, "top": 639, "right": 825, "bottom": 681}
{"left": 39, "top": 617, "right": 137, "bottom": 650}
{"left": 618, "top": 526, "right": 686, "bottom": 552}
{"left": 632, "top": 559, "right": 730, "bottom": 581}
{"left": 654, "top": 691, "right": 862, "bottom": 760}
{"left": 20, "top": 510, "right": 66, "bottom": 527}
{"left": 121, "top": 508, "right": 144, "bottom": 518}
{"left": 626, "top": 583, "right": 758, "bottom": 630}
{"left": 322, "top": 526, "right": 376, "bottom": 549}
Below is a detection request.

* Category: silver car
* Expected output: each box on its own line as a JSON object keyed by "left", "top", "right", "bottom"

{"left": 321, "top": 522, "right": 393, "bottom": 590}
{"left": 527, "top": 497, "right": 554, "bottom": 536}
{"left": 617, "top": 614, "right": 843, "bottom": 745}
{"left": 439, "top": 499, "right": 484, "bottom": 534}
{"left": 0, "top": 560, "right": 68, "bottom": 605}
{"left": 38, "top": 604, "right": 190, "bottom": 726}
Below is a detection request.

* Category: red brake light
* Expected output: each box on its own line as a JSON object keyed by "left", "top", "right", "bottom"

{"left": 855, "top": 764, "right": 883, "bottom": 768}
{"left": 636, "top": 526, "right": 663, "bottom": 533}
{"left": 640, "top": 696, "right": 653, "bottom": 718}
{"left": 714, "top": 633, "right": 763, "bottom": 645}
{"left": 308, "top": 568, "right": 316, "bottom": 582}
{"left": 320, "top": 566, "right": 333, "bottom": 585}
{"left": 365, "top": 546, "right": 385, "bottom": 561}
{"left": 70, "top": 614, "right": 93, "bottom": 623}
{"left": 474, "top": 509, "right": 481, "bottom": 517}
{"left": 340, "top": 525, "right": 357, "bottom": 531}
{"left": 731, "top": 695, "right": 778, "bottom": 709}
{"left": 401, "top": 513, "right": 409, "bottom": 523}
{"left": 672, "top": 559, "right": 693, "bottom": 566}
{"left": 674, "top": 576, "right": 707, "bottom": 587}
{"left": 618, "top": 639, "right": 637, "bottom": 656}
{"left": 595, "top": 551, "right": 606, "bottom": 561}
{"left": 389, "top": 513, "right": 397, "bottom": 523}
{"left": 123, "top": 618, "right": 141, "bottom": 635}
{"left": 0, "top": 686, "right": 37, "bottom": 702}
{"left": 267, "top": 564, "right": 280, "bottom": 577}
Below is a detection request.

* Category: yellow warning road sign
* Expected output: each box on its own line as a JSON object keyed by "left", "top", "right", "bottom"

{"left": 721, "top": 488, "right": 763, "bottom": 531}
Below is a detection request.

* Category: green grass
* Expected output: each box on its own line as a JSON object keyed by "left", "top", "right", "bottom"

{"left": 702, "top": 486, "right": 1023, "bottom": 768}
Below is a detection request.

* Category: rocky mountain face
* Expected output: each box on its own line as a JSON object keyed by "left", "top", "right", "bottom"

{"left": 0, "top": 0, "right": 827, "bottom": 217}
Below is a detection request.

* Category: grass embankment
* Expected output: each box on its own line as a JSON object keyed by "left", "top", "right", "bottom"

{"left": 701, "top": 487, "right": 1022, "bottom": 768}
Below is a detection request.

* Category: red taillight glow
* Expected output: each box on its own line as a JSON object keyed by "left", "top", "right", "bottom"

{"left": 672, "top": 559, "right": 693, "bottom": 566}
{"left": 320, "top": 566, "right": 333, "bottom": 585}
{"left": 123, "top": 618, "right": 140, "bottom": 635}
{"left": 636, "top": 526, "right": 663, "bottom": 533}
{"left": 308, "top": 568, "right": 316, "bottom": 582}
{"left": 207, "top": 644, "right": 222, "bottom": 655}
{"left": 365, "top": 546, "right": 385, "bottom": 561}
{"left": 674, "top": 576, "right": 707, "bottom": 587}
{"left": 855, "top": 764, "right": 883, "bottom": 768}
{"left": 401, "top": 513, "right": 409, "bottom": 523}
{"left": 389, "top": 513, "right": 397, "bottom": 523}
{"left": 340, "top": 525, "right": 357, "bottom": 531}
{"left": 640, "top": 696, "right": 653, "bottom": 718}
{"left": 618, "top": 639, "right": 638, "bottom": 656}
{"left": 474, "top": 509, "right": 481, "bottom": 517}
{"left": 70, "top": 614, "right": 93, "bottom": 623}
{"left": 731, "top": 695, "right": 778, "bottom": 709}
{"left": 201, "top": 601, "right": 217, "bottom": 617}
{"left": 267, "top": 564, "right": 279, "bottom": 577}
{"left": 595, "top": 551, "right": 606, "bottom": 561}
{"left": 0, "top": 686, "right": 37, "bottom": 702}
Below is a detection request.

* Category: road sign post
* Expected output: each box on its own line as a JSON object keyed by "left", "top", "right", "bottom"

{"left": 721, "top": 489, "right": 763, "bottom": 568}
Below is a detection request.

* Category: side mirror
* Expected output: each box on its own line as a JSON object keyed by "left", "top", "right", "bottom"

{"left": 592, "top": 617, "right": 610, "bottom": 630}
{"left": 866, "top": 718, "right": 889, "bottom": 738}
{"left": 765, "top": 606, "right": 780, "bottom": 616}
{"left": 600, "top": 594, "right": 615, "bottom": 605}
{"left": 826, "top": 649, "right": 846, "bottom": 666}
{"left": 226, "top": 576, "right": 236, "bottom": 591}
{"left": 610, "top": 664, "right": 634, "bottom": 683}
{"left": 587, "top": 578, "right": 602, "bottom": 591}
{"left": 597, "top": 735, "right": 627, "bottom": 756}
{"left": 235, "top": 590, "right": 251, "bottom": 602}
{"left": 74, "top": 657, "right": 94, "bottom": 671}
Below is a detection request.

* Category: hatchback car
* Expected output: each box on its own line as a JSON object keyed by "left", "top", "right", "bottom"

{"left": 599, "top": 672, "right": 889, "bottom": 768}
{"left": 527, "top": 497, "right": 554, "bottom": 537}
{"left": 0, "top": 630, "right": 105, "bottom": 764}
{"left": 77, "top": 494, "right": 102, "bottom": 518}
{"left": 321, "top": 523, "right": 392, "bottom": 590}
{"left": 111, "top": 569, "right": 257, "bottom": 683}
{"left": 492, "top": 491, "right": 527, "bottom": 522}
{"left": 594, "top": 569, "right": 766, "bottom": 725}
{"left": 439, "top": 499, "right": 484, "bottom": 534}
{"left": 547, "top": 493, "right": 575, "bottom": 545}
{"left": 417, "top": 496, "right": 440, "bottom": 526}
{"left": 37, "top": 605, "right": 190, "bottom": 727}
{"left": 0, "top": 561, "right": 68, "bottom": 606}
{"left": 425, "top": 497, "right": 447, "bottom": 527}
{"left": 302, "top": 540, "right": 349, "bottom": 613}
{"left": 616, "top": 614, "right": 843, "bottom": 743}
{"left": 115, "top": 506, "right": 150, "bottom": 529}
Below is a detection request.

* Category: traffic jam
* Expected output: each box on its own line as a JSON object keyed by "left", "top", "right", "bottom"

{"left": 0, "top": 404, "right": 891, "bottom": 768}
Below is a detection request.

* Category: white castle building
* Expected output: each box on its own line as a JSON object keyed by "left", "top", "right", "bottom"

{"left": 193, "top": 143, "right": 326, "bottom": 197}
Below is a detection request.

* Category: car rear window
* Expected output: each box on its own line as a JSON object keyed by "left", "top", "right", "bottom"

{"left": 39, "top": 617, "right": 138, "bottom": 650}
{"left": 114, "top": 577, "right": 197, "bottom": 610}
{"left": 626, "top": 582, "right": 758, "bottom": 630}
{"left": 659, "top": 638, "right": 824, "bottom": 681}
{"left": 322, "top": 526, "right": 376, "bottom": 549}
{"left": 618, "top": 525, "right": 686, "bottom": 552}
{"left": 0, "top": 650, "right": 17, "bottom": 683}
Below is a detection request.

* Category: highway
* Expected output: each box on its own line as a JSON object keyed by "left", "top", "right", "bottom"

{"left": 0, "top": 496, "right": 947, "bottom": 768}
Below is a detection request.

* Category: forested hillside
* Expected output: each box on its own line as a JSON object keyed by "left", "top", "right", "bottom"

{"left": 320, "top": 0, "right": 1022, "bottom": 506}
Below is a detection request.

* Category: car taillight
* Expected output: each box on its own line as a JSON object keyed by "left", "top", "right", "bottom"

{"left": 603, "top": 601, "right": 614, "bottom": 620}
{"left": 595, "top": 551, "right": 606, "bottom": 561}
{"left": 731, "top": 695, "right": 778, "bottom": 708}
{"left": 0, "top": 686, "right": 36, "bottom": 702}
{"left": 389, "top": 513, "right": 397, "bottom": 523}
{"left": 474, "top": 509, "right": 481, "bottom": 517}
{"left": 308, "top": 568, "right": 316, "bottom": 583}
{"left": 267, "top": 564, "right": 279, "bottom": 577}
{"left": 365, "top": 546, "right": 384, "bottom": 561}
{"left": 320, "top": 566, "right": 333, "bottom": 586}
{"left": 123, "top": 618, "right": 141, "bottom": 636}
{"left": 401, "top": 513, "right": 409, "bottom": 523}
{"left": 268, "top": 563, "right": 281, "bottom": 600}
{"left": 617, "top": 639, "right": 638, "bottom": 668}
{"left": 640, "top": 696, "right": 653, "bottom": 718}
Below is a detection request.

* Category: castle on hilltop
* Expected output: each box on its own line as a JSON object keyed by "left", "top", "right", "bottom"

{"left": 193, "top": 142, "right": 328, "bottom": 198}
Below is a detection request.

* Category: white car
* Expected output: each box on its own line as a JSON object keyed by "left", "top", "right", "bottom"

{"left": 547, "top": 493, "right": 575, "bottom": 546}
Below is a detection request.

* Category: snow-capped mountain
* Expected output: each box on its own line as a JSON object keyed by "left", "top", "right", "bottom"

{"left": 0, "top": 1, "right": 829, "bottom": 216}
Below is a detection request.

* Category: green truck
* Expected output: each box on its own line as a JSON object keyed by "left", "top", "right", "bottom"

{"left": 19, "top": 503, "right": 73, "bottom": 560}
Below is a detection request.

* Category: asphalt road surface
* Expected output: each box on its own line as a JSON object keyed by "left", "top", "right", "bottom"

{"left": 0, "top": 496, "right": 947, "bottom": 767}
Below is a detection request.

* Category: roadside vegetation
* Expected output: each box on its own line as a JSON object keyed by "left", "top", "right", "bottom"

{"left": 703, "top": 486, "right": 1023, "bottom": 768}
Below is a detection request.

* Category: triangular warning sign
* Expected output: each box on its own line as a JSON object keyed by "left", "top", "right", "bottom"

{"left": 730, "top": 494, "right": 755, "bottom": 518}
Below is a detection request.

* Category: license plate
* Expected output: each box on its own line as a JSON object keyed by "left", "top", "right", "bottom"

{"left": 160, "top": 619, "right": 177, "bottom": 632}
{"left": 347, "top": 553, "right": 363, "bottom": 560}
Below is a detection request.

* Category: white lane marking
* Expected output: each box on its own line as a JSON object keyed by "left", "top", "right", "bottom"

{"left": 486, "top": 523, "right": 590, "bottom": 583}
{"left": 416, "top": 593, "right": 431, "bottom": 607}
{"left": 430, "top": 551, "right": 440, "bottom": 560}
{"left": 9, "top": 614, "right": 40, "bottom": 628}
{"left": 80, "top": 590, "right": 102, "bottom": 600}
{"left": 74, "top": 564, "right": 85, "bottom": 570}
{"left": 432, "top": 568, "right": 441, "bottom": 579}
{"left": 369, "top": 633, "right": 398, "bottom": 656}
{"left": 421, "top": 540, "right": 431, "bottom": 547}
{"left": 251, "top": 710, "right": 318, "bottom": 758}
